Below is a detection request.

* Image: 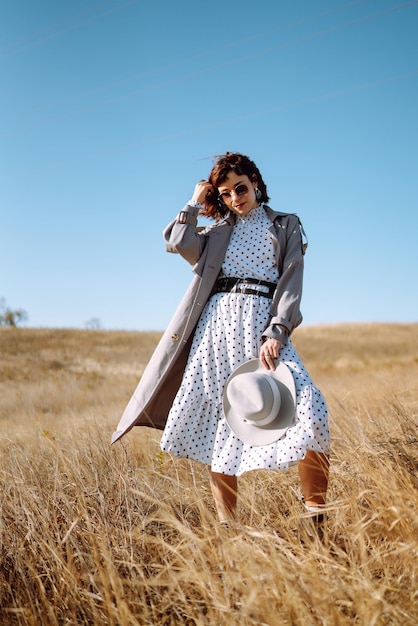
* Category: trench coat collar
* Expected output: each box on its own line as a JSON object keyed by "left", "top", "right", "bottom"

{"left": 222, "top": 204, "right": 285, "bottom": 238}
{"left": 224, "top": 204, "right": 286, "bottom": 222}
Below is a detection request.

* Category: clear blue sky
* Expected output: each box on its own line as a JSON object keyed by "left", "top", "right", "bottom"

{"left": 1, "top": 0, "right": 417, "bottom": 330}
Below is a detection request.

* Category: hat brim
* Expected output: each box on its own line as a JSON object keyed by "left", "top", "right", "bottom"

{"left": 223, "top": 358, "right": 296, "bottom": 446}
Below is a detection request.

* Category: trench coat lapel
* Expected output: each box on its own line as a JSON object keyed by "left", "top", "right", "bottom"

{"left": 192, "top": 215, "right": 234, "bottom": 279}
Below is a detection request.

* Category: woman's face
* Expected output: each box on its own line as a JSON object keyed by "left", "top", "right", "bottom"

{"left": 217, "top": 171, "right": 258, "bottom": 217}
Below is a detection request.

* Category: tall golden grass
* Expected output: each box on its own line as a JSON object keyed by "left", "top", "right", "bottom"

{"left": 0, "top": 324, "right": 417, "bottom": 625}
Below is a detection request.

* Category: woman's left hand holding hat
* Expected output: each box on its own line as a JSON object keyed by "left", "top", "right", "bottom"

{"left": 260, "top": 338, "right": 282, "bottom": 371}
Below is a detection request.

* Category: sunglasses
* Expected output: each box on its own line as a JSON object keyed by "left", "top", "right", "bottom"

{"left": 218, "top": 183, "right": 250, "bottom": 204}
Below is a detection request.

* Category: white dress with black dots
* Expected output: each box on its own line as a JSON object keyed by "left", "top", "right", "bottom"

{"left": 160, "top": 205, "right": 330, "bottom": 476}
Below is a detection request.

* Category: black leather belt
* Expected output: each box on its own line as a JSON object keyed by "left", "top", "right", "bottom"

{"left": 213, "top": 277, "right": 276, "bottom": 299}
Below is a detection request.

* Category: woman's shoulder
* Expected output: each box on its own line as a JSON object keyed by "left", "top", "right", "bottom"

{"left": 264, "top": 205, "right": 301, "bottom": 225}
{"left": 197, "top": 213, "right": 234, "bottom": 235}
{"left": 264, "top": 206, "right": 308, "bottom": 254}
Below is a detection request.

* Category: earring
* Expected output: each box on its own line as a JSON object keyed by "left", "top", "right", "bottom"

{"left": 255, "top": 188, "right": 262, "bottom": 201}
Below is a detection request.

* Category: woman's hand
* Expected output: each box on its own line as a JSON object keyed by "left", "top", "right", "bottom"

{"left": 191, "top": 179, "right": 214, "bottom": 206}
{"left": 260, "top": 338, "right": 282, "bottom": 370}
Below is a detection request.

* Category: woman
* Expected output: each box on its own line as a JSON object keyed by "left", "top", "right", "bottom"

{"left": 112, "top": 152, "right": 330, "bottom": 526}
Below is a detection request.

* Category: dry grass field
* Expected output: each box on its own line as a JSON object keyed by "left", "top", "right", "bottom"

{"left": 0, "top": 323, "right": 417, "bottom": 625}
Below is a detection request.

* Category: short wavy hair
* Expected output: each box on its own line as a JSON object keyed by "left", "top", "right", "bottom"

{"left": 201, "top": 152, "right": 270, "bottom": 221}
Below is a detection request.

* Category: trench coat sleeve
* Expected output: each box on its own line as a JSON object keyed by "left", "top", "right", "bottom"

{"left": 163, "top": 204, "right": 208, "bottom": 266}
{"left": 262, "top": 213, "right": 305, "bottom": 345}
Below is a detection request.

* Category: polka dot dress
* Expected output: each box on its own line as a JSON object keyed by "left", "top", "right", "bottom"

{"left": 160, "top": 206, "right": 330, "bottom": 476}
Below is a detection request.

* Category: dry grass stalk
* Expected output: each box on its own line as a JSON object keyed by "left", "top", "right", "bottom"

{"left": 0, "top": 324, "right": 417, "bottom": 625}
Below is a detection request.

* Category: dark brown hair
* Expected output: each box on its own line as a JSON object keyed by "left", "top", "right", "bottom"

{"left": 201, "top": 152, "right": 270, "bottom": 221}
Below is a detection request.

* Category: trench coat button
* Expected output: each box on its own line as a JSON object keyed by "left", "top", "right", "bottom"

{"left": 171, "top": 333, "right": 179, "bottom": 342}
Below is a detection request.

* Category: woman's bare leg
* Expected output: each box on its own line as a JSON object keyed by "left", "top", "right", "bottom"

{"left": 208, "top": 452, "right": 327, "bottom": 522}
{"left": 208, "top": 469, "right": 237, "bottom": 522}
{"left": 298, "top": 450, "right": 330, "bottom": 509}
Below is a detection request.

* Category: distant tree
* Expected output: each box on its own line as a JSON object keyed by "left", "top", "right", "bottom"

{"left": 0, "top": 297, "right": 28, "bottom": 327}
{"left": 85, "top": 317, "right": 102, "bottom": 330}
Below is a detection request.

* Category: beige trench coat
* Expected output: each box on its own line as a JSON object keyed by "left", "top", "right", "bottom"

{"left": 111, "top": 204, "right": 307, "bottom": 444}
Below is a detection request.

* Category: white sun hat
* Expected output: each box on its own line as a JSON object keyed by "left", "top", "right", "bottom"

{"left": 223, "top": 358, "right": 296, "bottom": 446}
